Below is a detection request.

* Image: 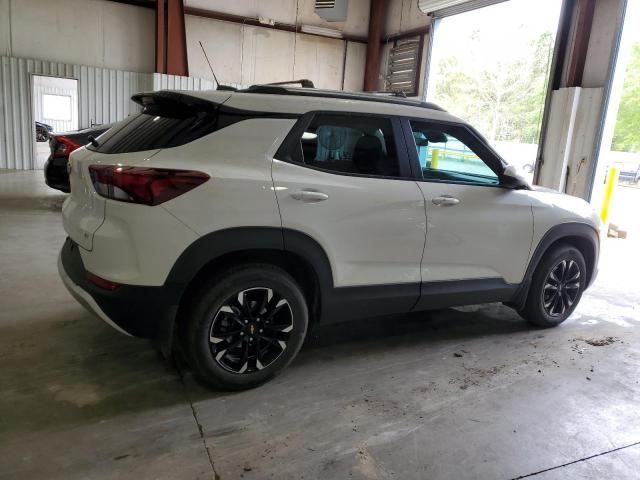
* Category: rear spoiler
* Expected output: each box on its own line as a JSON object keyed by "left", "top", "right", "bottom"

{"left": 131, "top": 91, "right": 218, "bottom": 117}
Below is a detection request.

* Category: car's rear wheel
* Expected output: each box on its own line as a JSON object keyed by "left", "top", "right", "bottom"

{"left": 519, "top": 244, "right": 586, "bottom": 328}
{"left": 183, "top": 264, "right": 308, "bottom": 390}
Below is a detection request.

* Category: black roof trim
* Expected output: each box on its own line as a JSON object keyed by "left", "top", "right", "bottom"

{"left": 132, "top": 91, "right": 216, "bottom": 110}
{"left": 236, "top": 85, "right": 446, "bottom": 111}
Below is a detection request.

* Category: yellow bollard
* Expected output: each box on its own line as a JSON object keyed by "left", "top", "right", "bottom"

{"left": 600, "top": 166, "right": 618, "bottom": 224}
{"left": 431, "top": 149, "right": 439, "bottom": 169}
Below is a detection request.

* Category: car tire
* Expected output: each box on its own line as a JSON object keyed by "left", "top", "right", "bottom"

{"left": 519, "top": 244, "right": 586, "bottom": 328}
{"left": 183, "top": 263, "right": 308, "bottom": 390}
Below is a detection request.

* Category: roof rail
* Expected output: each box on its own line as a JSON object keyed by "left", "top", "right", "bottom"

{"left": 369, "top": 90, "right": 407, "bottom": 98}
{"left": 236, "top": 85, "right": 446, "bottom": 111}
{"left": 259, "top": 79, "right": 315, "bottom": 88}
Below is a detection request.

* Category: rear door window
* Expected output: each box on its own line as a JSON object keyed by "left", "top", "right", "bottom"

{"left": 281, "top": 114, "right": 405, "bottom": 178}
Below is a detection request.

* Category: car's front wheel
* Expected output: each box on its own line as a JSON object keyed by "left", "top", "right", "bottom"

{"left": 519, "top": 244, "right": 586, "bottom": 328}
{"left": 183, "top": 264, "right": 308, "bottom": 390}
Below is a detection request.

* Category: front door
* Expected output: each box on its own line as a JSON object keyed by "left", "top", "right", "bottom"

{"left": 405, "top": 120, "right": 533, "bottom": 293}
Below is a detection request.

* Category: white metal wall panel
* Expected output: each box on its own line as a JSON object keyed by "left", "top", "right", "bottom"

{"left": 1, "top": 56, "right": 224, "bottom": 170}
{"left": 0, "top": 57, "right": 32, "bottom": 170}
{"left": 153, "top": 73, "right": 216, "bottom": 92}
{"left": 0, "top": 56, "right": 154, "bottom": 169}
{"left": 152, "top": 74, "right": 249, "bottom": 92}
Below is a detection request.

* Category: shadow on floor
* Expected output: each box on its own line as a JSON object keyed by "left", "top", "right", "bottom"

{"left": 1, "top": 293, "right": 535, "bottom": 436}
{"left": 305, "top": 304, "right": 532, "bottom": 351}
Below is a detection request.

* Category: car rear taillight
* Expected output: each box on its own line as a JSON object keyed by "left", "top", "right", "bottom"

{"left": 52, "top": 135, "right": 82, "bottom": 157}
{"left": 88, "top": 165, "right": 210, "bottom": 206}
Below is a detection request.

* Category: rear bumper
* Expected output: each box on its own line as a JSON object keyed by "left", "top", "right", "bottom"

{"left": 58, "top": 237, "right": 182, "bottom": 338}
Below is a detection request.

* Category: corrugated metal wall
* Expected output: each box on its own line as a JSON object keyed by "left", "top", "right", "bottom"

{"left": 153, "top": 73, "right": 215, "bottom": 91}
{"left": 152, "top": 74, "right": 248, "bottom": 91}
{"left": 1, "top": 56, "right": 216, "bottom": 170}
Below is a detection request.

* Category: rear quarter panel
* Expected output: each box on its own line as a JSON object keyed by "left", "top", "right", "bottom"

{"left": 147, "top": 118, "right": 297, "bottom": 235}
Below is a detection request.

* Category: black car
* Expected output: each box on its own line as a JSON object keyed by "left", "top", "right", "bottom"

{"left": 44, "top": 124, "right": 111, "bottom": 193}
{"left": 35, "top": 121, "right": 53, "bottom": 142}
{"left": 618, "top": 164, "right": 640, "bottom": 184}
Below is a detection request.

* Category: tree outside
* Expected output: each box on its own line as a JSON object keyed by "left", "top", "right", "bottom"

{"left": 611, "top": 42, "right": 640, "bottom": 153}
{"left": 431, "top": 29, "right": 554, "bottom": 145}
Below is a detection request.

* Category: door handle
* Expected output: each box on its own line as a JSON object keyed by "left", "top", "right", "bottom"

{"left": 291, "top": 190, "right": 329, "bottom": 203}
{"left": 432, "top": 195, "right": 460, "bottom": 206}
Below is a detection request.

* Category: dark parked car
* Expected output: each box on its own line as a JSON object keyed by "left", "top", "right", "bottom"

{"left": 44, "top": 124, "right": 111, "bottom": 192}
{"left": 618, "top": 164, "right": 640, "bottom": 184}
{"left": 35, "top": 121, "right": 53, "bottom": 142}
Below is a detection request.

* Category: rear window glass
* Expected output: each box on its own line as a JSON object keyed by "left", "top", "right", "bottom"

{"left": 89, "top": 110, "right": 217, "bottom": 154}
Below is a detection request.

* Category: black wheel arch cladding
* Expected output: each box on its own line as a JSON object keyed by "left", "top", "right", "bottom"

{"left": 509, "top": 222, "right": 599, "bottom": 310}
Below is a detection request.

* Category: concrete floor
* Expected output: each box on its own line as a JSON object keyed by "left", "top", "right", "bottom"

{"left": 1, "top": 170, "right": 639, "bottom": 480}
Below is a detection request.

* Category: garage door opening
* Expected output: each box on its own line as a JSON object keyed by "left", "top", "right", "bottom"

{"left": 593, "top": 0, "right": 640, "bottom": 244}
{"left": 425, "top": 0, "right": 563, "bottom": 183}
{"left": 31, "top": 75, "right": 78, "bottom": 170}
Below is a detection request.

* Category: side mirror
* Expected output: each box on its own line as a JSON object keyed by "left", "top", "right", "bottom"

{"left": 414, "top": 136, "right": 429, "bottom": 147}
{"left": 501, "top": 164, "right": 530, "bottom": 190}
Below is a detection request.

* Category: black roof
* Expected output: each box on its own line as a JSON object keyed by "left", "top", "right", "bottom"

{"left": 236, "top": 85, "right": 446, "bottom": 111}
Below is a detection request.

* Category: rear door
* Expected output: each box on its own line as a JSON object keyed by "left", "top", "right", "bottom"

{"left": 272, "top": 112, "right": 427, "bottom": 313}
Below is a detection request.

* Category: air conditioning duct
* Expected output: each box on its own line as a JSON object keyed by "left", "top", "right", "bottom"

{"left": 314, "top": 0, "right": 348, "bottom": 21}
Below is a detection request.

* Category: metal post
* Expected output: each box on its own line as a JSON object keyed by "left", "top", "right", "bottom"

{"left": 364, "top": 0, "right": 386, "bottom": 91}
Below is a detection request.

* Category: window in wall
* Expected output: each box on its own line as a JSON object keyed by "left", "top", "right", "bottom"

{"left": 410, "top": 121, "right": 499, "bottom": 185}
{"left": 42, "top": 94, "right": 72, "bottom": 121}
{"left": 296, "top": 114, "right": 401, "bottom": 177}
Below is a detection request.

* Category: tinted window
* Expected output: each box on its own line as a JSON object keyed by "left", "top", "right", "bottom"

{"left": 293, "top": 114, "right": 401, "bottom": 177}
{"left": 410, "top": 121, "right": 499, "bottom": 185}
{"left": 89, "top": 110, "right": 217, "bottom": 154}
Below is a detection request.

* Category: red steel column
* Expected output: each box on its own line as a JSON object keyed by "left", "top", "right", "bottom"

{"left": 566, "top": 0, "right": 596, "bottom": 87}
{"left": 363, "top": 0, "right": 386, "bottom": 91}
{"left": 155, "top": 0, "right": 167, "bottom": 73}
{"left": 166, "top": 0, "right": 189, "bottom": 76}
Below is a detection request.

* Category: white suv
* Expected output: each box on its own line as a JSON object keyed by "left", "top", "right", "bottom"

{"left": 58, "top": 85, "right": 601, "bottom": 390}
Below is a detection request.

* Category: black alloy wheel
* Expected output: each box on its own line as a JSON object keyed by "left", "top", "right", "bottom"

{"left": 542, "top": 259, "right": 581, "bottom": 317}
{"left": 518, "top": 244, "right": 586, "bottom": 328}
{"left": 209, "top": 287, "right": 294, "bottom": 374}
{"left": 184, "top": 264, "right": 308, "bottom": 390}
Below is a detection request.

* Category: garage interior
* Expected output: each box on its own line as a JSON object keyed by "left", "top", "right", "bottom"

{"left": 1, "top": 0, "right": 639, "bottom": 479}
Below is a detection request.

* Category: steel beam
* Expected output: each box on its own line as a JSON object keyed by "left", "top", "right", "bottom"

{"left": 364, "top": 0, "right": 387, "bottom": 91}
{"left": 567, "top": 0, "right": 596, "bottom": 87}
{"left": 166, "top": 0, "right": 188, "bottom": 76}
{"left": 155, "top": 0, "right": 166, "bottom": 73}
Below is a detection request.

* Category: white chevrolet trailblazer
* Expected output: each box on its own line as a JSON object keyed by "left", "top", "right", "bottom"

{"left": 59, "top": 84, "right": 601, "bottom": 389}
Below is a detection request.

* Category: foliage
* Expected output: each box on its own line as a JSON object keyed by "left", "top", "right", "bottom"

{"left": 432, "top": 30, "right": 554, "bottom": 144}
{"left": 611, "top": 43, "right": 640, "bottom": 153}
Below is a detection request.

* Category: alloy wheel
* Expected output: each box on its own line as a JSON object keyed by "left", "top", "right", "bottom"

{"left": 209, "top": 287, "right": 293, "bottom": 374}
{"left": 542, "top": 259, "right": 581, "bottom": 317}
